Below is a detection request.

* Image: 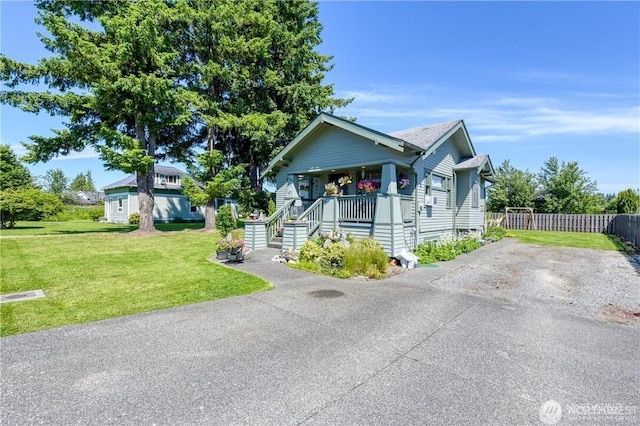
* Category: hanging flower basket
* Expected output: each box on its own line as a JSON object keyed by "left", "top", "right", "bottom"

{"left": 357, "top": 179, "right": 381, "bottom": 194}
{"left": 398, "top": 174, "right": 410, "bottom": 189}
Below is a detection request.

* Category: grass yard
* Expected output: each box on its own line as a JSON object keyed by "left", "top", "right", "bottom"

{"left": 0, "top": 227, "right": 271, "bottom": 336}
{"left": 0, "top": 220, "right": 205, "bottom": 236}
{"left": 508, "top": 230, "right": 631, "bottom": 252}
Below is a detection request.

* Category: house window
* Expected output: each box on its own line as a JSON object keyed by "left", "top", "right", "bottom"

{"left": 446, "top": 177, "right": 453, "bottom": 209}
{"left": 190, "top": 204, "right": 197, "bottom": 213}
{"left": 472, "top": 181, "right": 479, "bottom": 208}
{"left": 167, "top": 175, "right": 178, "bottom": 184}
{"left": 424, "top": 170, "right": 432, "bottom": 196}
{"left": 117, "top": 197, "right": 123, "bottom": 213}
{"left": 431, "top": 175, "right": 444, "bottom": 190}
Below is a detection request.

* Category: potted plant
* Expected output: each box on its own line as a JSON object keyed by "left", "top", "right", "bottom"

{"left": 215, "top": 238, "right": 233, "bottom": 260}
{"left": 226, "top": 238, "right": 245, "bottom": 262}
{"left": 325, "top": 182, "right": 339, "bottom": 196}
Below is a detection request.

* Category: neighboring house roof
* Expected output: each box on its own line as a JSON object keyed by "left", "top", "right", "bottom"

{"left": 454, "top": 154, "right": 495, "bottom": 182}
{"left": 261, "top": 113, "right": 487, "bottom": 178}
{"left": 102, "top": 165, "right": 188, "bottom": 191}
{"left": 75, "top": 191, "right": 104, "bottom": 204}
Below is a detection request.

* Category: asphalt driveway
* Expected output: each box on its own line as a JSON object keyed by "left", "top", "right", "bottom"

{"left": 1, "top": 239, "right": 639, "bottom": 425}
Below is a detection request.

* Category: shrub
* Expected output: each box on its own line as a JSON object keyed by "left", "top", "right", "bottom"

{"left": 300, "top": 240, "right": 324, "bottom": 262}
{"left": 52, "top": 204, "right": 104, "bottom": 221}
{"left": 415, "top": 234, "right": 483, "bottom": 264}
{"left": 267, "top": 198, "right": 276, "bottom": 216}
{"left": 320, "top": 242, "right": 346, "bottom": 270}
{"left": 415, "top": 242, "right": 437, "bottom": 264}
{"left": 128, "top": 213, "right": 140, "bottom": 225}
{"left": 483, "top": 226, "right": 507, "bottom": 241}
{"left": 0, "top": 188, "right": 63, "bottom": 228}
{"left": 343, "top": 238, "right": 389, "bottom": 278}
{"left": 216, "top": 205, "right": 236, "bottom": 237}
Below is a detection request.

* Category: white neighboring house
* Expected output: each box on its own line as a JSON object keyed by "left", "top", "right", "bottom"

{"left": 75, "top": 191, "right": 104, "bottom": 205}
{"left": 102, "top": 166, "right": 205, "bottom": 223}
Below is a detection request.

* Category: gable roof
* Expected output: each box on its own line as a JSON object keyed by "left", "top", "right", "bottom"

{"left": 261, "top": 113, "right": 423, "bottom": 177}
{"left": 102, "top": 165, "right": 188, "bottom": 190}
{"left": 388, "top": 120, "right": 462, "bottom": 152}
{"left": 453, "top": 154, "right": 495, "bottom": 182}
{"left": 262, "top": 113, "right": 486, "bottom": 178}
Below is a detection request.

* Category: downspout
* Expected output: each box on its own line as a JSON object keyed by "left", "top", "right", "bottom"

{"left": 410, "top": 152, "right": 423, "bottom": 249}
{"left": 452, "top": 170, "right": 457, "bottom": 233}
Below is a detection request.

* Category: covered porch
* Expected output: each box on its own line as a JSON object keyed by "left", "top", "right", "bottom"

{"left": 245, "top": 163, "right": 418, "bottom": 256}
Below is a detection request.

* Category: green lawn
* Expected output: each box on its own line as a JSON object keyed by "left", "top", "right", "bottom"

{"left": 0, "top": 220, "right": 205, "bottom": 236}
{"left": 508, "top": 230, "right": 630, "bottom": 252}
{"left": 0, "top": 225, "right": 271, "bottom": 336}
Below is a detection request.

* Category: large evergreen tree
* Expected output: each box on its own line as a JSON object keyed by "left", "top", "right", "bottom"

{"left": 486, "top": 160, "right": 537, "bottom": 212}
{"left": 537, "top": 157, "right": 598, "bottom": 214}
{"left": 2, "top": 0, "right": 348, "bottom": 231}
{"left": 0, "top": 145, "right": 33, "bottom": 191}
{"left": 69, "top": 170, "right": 96, "bottom": 192}
{"left": 0, "top": 0, "right": 197, "bottom": 232}
{"left": 610, "top": 189, "right": 640, "bottom": 214}
{"left": 187, "top": 0, "right": 351, "bottom": 190}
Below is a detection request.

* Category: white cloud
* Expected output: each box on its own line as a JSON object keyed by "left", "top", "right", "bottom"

{"left": 3, "top": 142, "right": 99, "bottom": 161}
{"left": 49, "top": 147, "right": 100, "bottom": 160}
{"left": 337, "top": 85, "right": 640, "bottom": 140}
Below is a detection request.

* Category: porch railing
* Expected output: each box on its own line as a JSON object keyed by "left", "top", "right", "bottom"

{"left": 337, "top": 194, "right": 377, "bottom": 222}
{"left": 264, "top": 199, "right": 295, "bottom": 242}
{"left": 297, "top": 197, "right": 323, "bottom": 236}
{"left": 399, "top": 195, "right": 414, "bottom": 222}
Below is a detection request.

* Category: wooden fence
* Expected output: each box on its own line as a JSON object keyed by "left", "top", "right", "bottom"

{"left": 608, "top": 214, "right": 640, "bottom": 247}
{"left": 489, "top": 213, "right": 619, "bottom": 233}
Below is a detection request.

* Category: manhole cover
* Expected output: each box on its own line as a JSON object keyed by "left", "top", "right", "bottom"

{"left": 308, "top": 290, "right": 344, "bottom": 299}
{"left": 0, "top": 290, "right": 46, "bottom": 303}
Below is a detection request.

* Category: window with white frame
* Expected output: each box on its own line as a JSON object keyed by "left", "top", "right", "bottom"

{"left": 117, "top": 197, "right": 123, "bottom": 212}
{"left": 190, "top": 203, "right": 197, "bottom": 213}
{"left": 431, "top": 174, "right": 444, "bottom": 190}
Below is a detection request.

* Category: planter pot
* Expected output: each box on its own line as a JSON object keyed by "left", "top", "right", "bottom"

{"left": 227, "top": 250, "right": 244, "bottom": 262}
{"left": 216, "top": 250, "right": 228, "bottom": 260}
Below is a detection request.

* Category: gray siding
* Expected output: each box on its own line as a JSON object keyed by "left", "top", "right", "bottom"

{"left": 104, "top": 190, "right": 132, "bottom": 223}
{"left": 153, "top": 192, "right": 204, "bottom": 223}
{"left": 340, "top": 223, "right": 373, "bottom": 240}
{"left": 283, "top": 126, "right": 409, "bottom": 174}
{"left": 104, "top": 189, "right": 204, "bottom": 223}
{"left": 455, "top": 170, "right": 484, "bottom": 230}
{"left": 455, "top": 170, "right": 472, "bottom": 229}
{"left": 414, "top": 138, "right": 462, "bottom": 244}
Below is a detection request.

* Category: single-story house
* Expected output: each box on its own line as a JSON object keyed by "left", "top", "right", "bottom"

{"left": 245, "top": 113, "right": 495, "bottom": 256}
{"left": 102, "top": 165, "right": 205, "bottom": 223}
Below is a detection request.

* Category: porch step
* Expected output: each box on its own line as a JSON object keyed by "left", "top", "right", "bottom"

{"left": 268, "top": 236, "right": 283, "bottom": 249}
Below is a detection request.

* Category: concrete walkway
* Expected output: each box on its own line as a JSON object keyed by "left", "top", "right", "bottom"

{"left": 1, "top": 240, "right": 639, "bottom": 425}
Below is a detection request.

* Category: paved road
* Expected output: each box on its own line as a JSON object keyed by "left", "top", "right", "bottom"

{"left": 2, "top": 239, "right": 639, "bottom": 425}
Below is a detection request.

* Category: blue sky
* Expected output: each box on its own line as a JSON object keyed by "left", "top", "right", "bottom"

{"left": 1, "top": 1, "right": 639, "bottom": 194}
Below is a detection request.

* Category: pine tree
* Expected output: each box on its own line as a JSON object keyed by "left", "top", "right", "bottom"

{"left": 1, "top": 0, "right": 197, "bottom": 231}
{"left": 0, "top": 145, "right": 33, "bottom": 191}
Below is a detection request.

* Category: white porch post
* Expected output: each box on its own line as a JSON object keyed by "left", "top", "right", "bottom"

{"left": 374, "top": 163, "right": 404, "bottom": 256}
